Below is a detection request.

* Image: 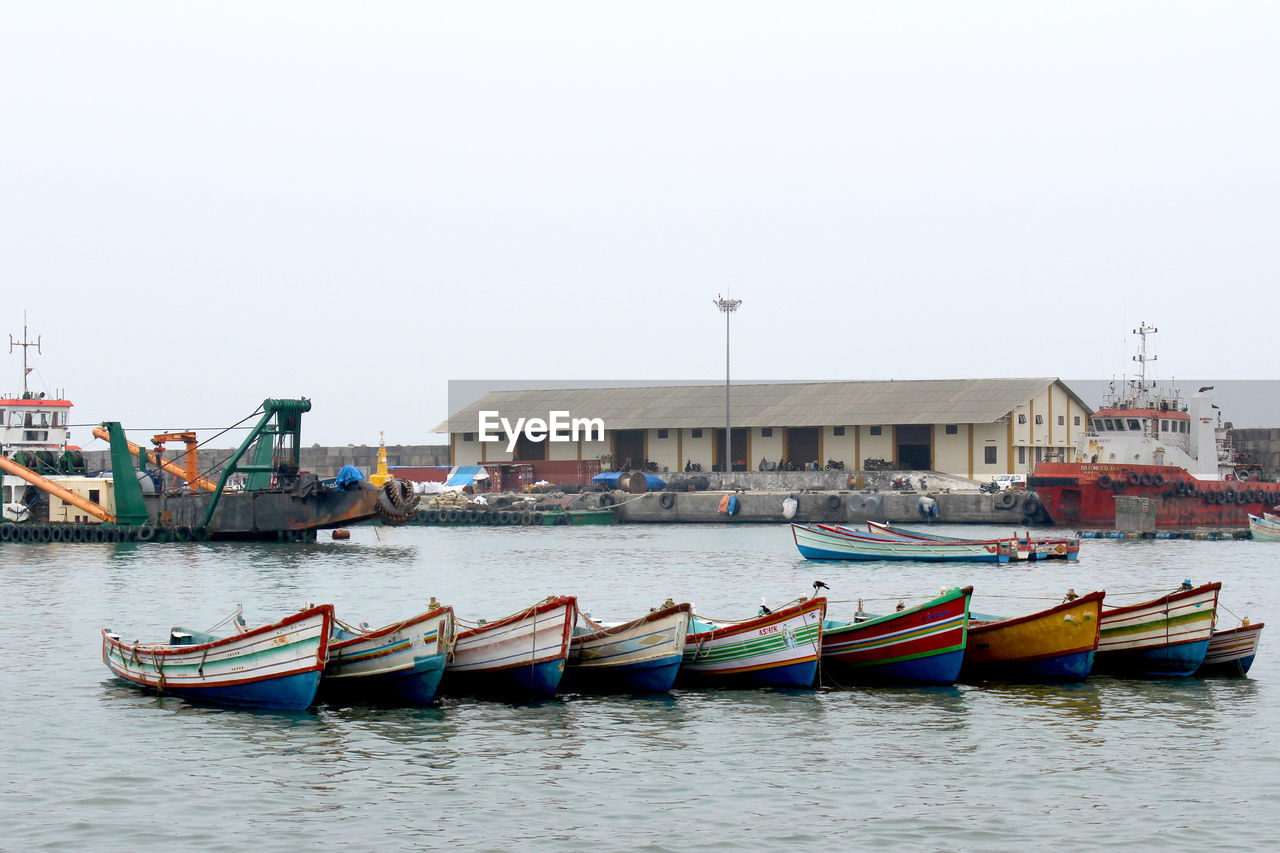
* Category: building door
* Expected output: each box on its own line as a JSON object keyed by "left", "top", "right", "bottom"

{"left": 785, "top": 427, "right": 820, "bottom": 470}
{"left": 895, "top": 424, "right": 931, "bottom": 470}
{"left": 712, "top": 428, "right": 749, "bottom": 471}
{"left": 613, "top": 430, "right": 645, "bottom": 470}
{"left": 513, "top": 433, "right": 547, "bottom": 461}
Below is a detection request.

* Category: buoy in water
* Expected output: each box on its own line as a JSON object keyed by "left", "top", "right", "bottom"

{"left": 331, "top": 529, "right": 351, "bottom": 540}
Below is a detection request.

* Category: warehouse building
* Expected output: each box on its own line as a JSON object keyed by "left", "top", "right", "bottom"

{"left": 437, "top": 378, "right": 1093, "bottom": 481}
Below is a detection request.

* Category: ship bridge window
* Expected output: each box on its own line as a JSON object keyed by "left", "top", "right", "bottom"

{"left": 1104, "top": 419, "right": 1117, "bottom": 430}
{"left": 1126, "top": 419, "right": 1141, "bottom": 430}
{"left": 9, "top": 411, "right": 21, "bottom": 427}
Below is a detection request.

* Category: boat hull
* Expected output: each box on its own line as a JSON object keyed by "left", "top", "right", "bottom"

{"left": 567, "top": 604, "right": 691, "bottom": 693}
{"left": 1248, "top": 515, "right": 1280, "bottom": 541}
{"left": 822, "top": 588, "right": 972, "bottom": 685}
{"left": 1030, "top": 462, "right": 1280, "bottom": 530}
{"left": 102, "top": 605, "right": 333, "bottom": 711}
{"left": 323, "top": 606, "right": 454, "bottom": 705}
{"left": 1095, "top": 583, "right": 1220, "bottom": 677}
{"left": 963, "top": 591, "right": 1104, "bottom": 682}
{"left": 444, "top": 596, "right": 575, "bottom": 699}
{"left": 864, "top": 521, "right": 1079, "bottom": 561}
{"left": 681, "top": 598, "right": 826, "bottom": 688}
{"left": 1197, "top": 623, "right": 1264, "bottom": 676}
{"left": 794, "top": 524, "right": 1009, "bottom": 563}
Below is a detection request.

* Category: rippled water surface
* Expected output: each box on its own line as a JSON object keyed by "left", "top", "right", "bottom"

{"left": 2, "top": 523, "right": 1278, "bottom": 851}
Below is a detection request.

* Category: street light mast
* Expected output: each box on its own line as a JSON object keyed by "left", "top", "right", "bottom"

{"left": 713, "top": 294, "right": 742, "bottom": 474}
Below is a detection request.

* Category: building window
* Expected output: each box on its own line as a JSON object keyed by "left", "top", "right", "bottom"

{"left": 1074, "top": 416, "right": 1081, "bottom": 426}
{"left": 462, "top": 433, "right": 475, "bottom": 442}
{"left": 984, "top": 446, "right": 997, "bottom": 465}
{"left": 1127, "top": 419, "right": 1141, "bottom": 430}
{"left": 869, "top": 426, "right": 882, "bottom": 436}
{"left": 1018, "top": 447, "right": 1026, "bottom": 464}
{"left": 1034, "top": 415, "right": 1044, "bottom": 425}
{"left": 692, "top": 429, "right": 702, "bottom": 438}
{"left": 1057, "top": 416, "right": 1064, "bottom": 426}
{"left": 1018, "top": 414, "right": 1027, "bottom": 424}
{"left": 657, "top": 428, "right": 669, "bottom": 439}
{"left": 945, "top": 424, "right": 958, "bottom": 435}
{"left": 832, "top": 426, "right": 844, "bottom": 436}
{"left": 761, "top": 427, "right": 773, "bottom": 437}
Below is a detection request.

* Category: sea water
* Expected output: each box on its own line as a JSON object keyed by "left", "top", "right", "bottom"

{"left": 1, "top": 523, "right": 1277, "bottom": 851}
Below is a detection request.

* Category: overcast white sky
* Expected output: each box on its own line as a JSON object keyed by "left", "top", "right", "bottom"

{"left": 3, "top": 3, "right": 1277, "bottom": 446}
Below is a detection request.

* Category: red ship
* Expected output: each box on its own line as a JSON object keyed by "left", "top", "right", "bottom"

{"left": 1029, "top": 324, "right": 1280, "bottom": 530}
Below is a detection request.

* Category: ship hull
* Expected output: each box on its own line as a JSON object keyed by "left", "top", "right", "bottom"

{"left": 1029, "top": 462, "right": 1280, "bottom": 530}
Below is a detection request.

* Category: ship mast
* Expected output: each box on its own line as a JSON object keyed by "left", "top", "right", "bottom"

{"left": 1131, "top": 322, "right": 1157, "bottom": 400}
{"left": 8, "top": 310, "right": 41, "bottom": 396}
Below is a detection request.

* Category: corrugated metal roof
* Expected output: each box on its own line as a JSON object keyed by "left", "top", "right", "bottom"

{"left": 434, "top": 378, "right": 1092, "bottom": 433}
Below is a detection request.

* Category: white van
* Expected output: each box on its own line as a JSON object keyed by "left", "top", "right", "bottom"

{"left": 993, "top": 474, "right": 1027, "bottom": 491}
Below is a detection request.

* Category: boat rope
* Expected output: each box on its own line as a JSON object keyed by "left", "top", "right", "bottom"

{"left": 205, "top": 604, "right": 245, "bottom": 634}
{"left": 1218, "top": 602, "right": 1246, "bottom": 626}
{"left": 197, "top": 646, "right": 210, "bottom": 676}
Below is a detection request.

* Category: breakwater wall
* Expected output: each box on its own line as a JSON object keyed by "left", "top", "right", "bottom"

{"left": 570, "top": 490, "right": 1043, "bottom": 526}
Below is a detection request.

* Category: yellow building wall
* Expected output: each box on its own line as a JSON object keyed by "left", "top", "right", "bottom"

{"left": 682, "top": 428, "right": 714, "bottom": 471}
{"left": 971, "top": 422, "right": 1006, "bottom": 478}
{"left": 753, "top": 428, "right": 785, "bottom": 469}
{"left": 647, "top": 429, "right": 681, "bottom": 472}
{"left": 859, "top": 426, "right": 894, "bottom": 465}
{"left": 822, "top": 427, "right": 855, "bottom": 467}
{"left": 932, "top": 426, "right": 969, "bottom": 478}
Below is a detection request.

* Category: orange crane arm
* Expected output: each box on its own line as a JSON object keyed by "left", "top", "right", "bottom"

{"left": 91, "top": 426, "right": 219, "bottom": 492}
{"left": 0, "top": 454, "right": 115, "bottom": 522}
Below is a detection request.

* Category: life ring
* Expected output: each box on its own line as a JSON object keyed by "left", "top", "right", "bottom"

{"left": 1151, "top": 473, "right": 1166, "bottom": 487}
{"left": 826, "top": 494, "right": 842, "bottom": 510}
{"left": 1139, "top": 473, "right": 1153, "bottom": 487}
{"left": 1096, "top": 474, "right": 1112, "bottom": 488}
{"left": 994, "top": 491, "right": 1017, "bottom": 510}
{"left": 1112, "top": 480, "right": 1126, "bottom": 494}
{"left": 659, "top": 493, "right": 675, "bottom": 509}
{"left": 599, "top": 494, "right": 616, "bottom": 508}
{"left": 1126, "top": 472, "right": 1141, "bottom": 486}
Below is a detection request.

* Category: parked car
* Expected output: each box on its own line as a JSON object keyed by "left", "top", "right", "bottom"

{"left": 992, "top": 474, "right": 1027, "bottom": 491}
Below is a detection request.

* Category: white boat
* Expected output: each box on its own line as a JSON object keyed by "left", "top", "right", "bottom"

{"left": 102, "top": 604, "right": 334, "bottom": 710}
{"left": 567, "top": 602, "right": 691, "bottom": 692}
{"left": 1197, "top": 622, "right": 1265, "bottom": 676}
{"left": 323, "top": 602, "right": 455, "bottom": 704}
{"left": 443, "top": 595, "right": 576, "bottom": 699}
{"left": 681, "top": 597, "right": 826, "bottom": 688}
{"left": 1095, "top": 583, "right": 1220, "bottom": 677}
{"left": 1249, "top": 514, "right": 1280, "bottom": 541}
{"left": 793, "top": 523, "right": 1011, "bottom": 562}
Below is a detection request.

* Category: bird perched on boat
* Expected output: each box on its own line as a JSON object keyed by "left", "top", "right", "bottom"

{"left": 812, "top": 581, "right": 829, "bottom": 598}
{"left": 759, "top": 596, "right": 772, "bottom": 615}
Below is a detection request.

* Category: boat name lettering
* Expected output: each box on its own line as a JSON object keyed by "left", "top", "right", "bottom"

{"left": 921, "top": 609, "right": 950, "bottom": 623}
{"left": 758, "top": 625, "right": 779, "bottom": 637}
{"left": 478, "top": 411, "right": 606, "bottom": 453}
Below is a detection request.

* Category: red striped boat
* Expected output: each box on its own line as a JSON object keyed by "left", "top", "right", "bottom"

{"left": 1197, "top": 622, "right": 1264, "bottom": 677}
{"left": 821, "top": 587, "right": 972, "bottom": 684}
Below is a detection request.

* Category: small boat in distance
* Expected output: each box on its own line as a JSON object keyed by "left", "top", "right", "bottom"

{"left": 443, "top": 596, "right": 576, "bottom": 699}
{"left": 963, "top": 591, "right": 1104, "bottom": 682}
{"left": 681, "top": 596, "right": 826, "bottom": 688}
{"left": 322, "top": 601, "right": 455, "bottom": 705}
{"left": 1197, "top": 622, "right": 1265, "bottom": 677}
{"left": 865, "top": 521, "right": 1080, "bottom": 561}
{"left": 566, "top": 601, "right": 692, "bottom": 693}
{"left": 1095, "top": 582, "right": 1220, "bottom": 677}
{"left": 793, "top": 524, "right": 1011, "bottom": 563}
{"left": 822, "top": 587, "right": 973, "bottom": 685}
{"left": 102, "top": 604, "right": 334, "bottom": 711}
{"left": 1248, "top": 514, "right": 1280, "bottom": 541}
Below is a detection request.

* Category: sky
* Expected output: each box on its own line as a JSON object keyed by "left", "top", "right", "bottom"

{"left": 3, "top": 3, "right": 1278, "bottom": 447}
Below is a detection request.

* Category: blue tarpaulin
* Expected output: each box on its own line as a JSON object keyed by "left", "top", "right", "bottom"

{"left": 446, "top": 466, "right": 486, "bottom": 487}
{"left": 335, "top": 465, "right": 365, "bottom": 489}
{"left": 592, "top": 471, "right": 667, "bottom": 490}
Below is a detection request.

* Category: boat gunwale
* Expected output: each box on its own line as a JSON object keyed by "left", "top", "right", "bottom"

{"left": 102, "top": 604, "right": 334, "bottom": 660}
{"left": 686, "top": 597, "right": 826, "bottom": 643}
{"left": 455, "top": 595, "right": 577, "bottom": 642}
{"left": 824, "top": 586, "right": 973, "bottom": 636}
{"left": 1100, "top": 582, "right": 1221, "bottom": 619}
{"left": 573, "top": 603, "right": 692, "bottom": 643}
{"left": 330, "top": 605, "right": 453, "bottom": 652}
{"left": 968, "top": 591, "right": 1106, "bottom": 636}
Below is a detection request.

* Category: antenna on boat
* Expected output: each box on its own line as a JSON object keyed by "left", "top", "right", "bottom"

{"left": 1132, "top": 322, "right": 1158, "bottom": 394}
{"left": 8, "top": 310, "right": 41, "bottom": 396}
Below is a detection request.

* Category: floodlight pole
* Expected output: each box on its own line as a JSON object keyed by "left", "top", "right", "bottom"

{"left": 714, "top": 294, "right": 742, "bottom": 473}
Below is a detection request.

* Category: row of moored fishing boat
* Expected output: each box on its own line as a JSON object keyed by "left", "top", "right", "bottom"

{"left": 101, "top": 573, "right": 1263, "bottom": 711}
